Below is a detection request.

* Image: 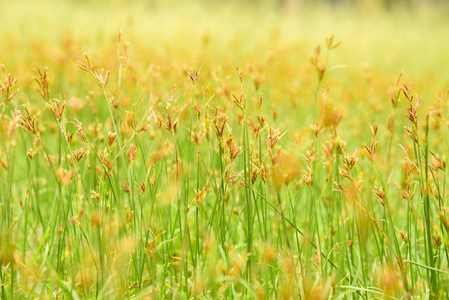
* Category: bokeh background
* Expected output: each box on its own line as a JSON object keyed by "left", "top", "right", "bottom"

{"left": 1, "top": 0, "right": 448, "bottom": 126}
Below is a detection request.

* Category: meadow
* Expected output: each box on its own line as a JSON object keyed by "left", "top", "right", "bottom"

{"left": 1, "top": 0, "right": 449, "bottom": 298}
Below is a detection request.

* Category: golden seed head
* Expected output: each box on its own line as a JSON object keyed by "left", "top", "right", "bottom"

{"left": 45, "top": 97, "right": 65, "bottom": 122}
{"left": 73, "top": 147, "right": 88, "bottom": 162}
{"left": 108, "top": 131, "right": 117, "bottom": 147}
{"left": 33, "top": 67, "right": 49, "bottom": 101}
{"left": 91, "top": 190, "right": 100, "bottom": 202}
{"left": 128, "top": 143, "right": 137, "bottom": 162}
{"left": 78, "top": 54, "right": 110, "bottom": 89}
{"left": 1, "top": 65, "right": 19, "bottom": 103}
{"left": 14, "top": 107, "right": 39, "bottom": 137}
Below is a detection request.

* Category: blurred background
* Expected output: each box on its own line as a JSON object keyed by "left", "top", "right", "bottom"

{"left": 1, "top": 0, "right": 448, "bottom": 127}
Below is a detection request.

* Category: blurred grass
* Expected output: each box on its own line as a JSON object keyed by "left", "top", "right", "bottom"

{"left": 2, "top": 0, "right": 448, "bottom": 114}
{"left": 2, "top": 0, "right": 449, "bottom": 78}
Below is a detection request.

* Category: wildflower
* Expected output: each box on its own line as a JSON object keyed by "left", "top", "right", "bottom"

{"left": 27, "top": 147, "right": 38, "bottom": 160}
{"left": 235, "top": 65, "right": 243, "bottom": 84}
{"left": 256, "top": 112, "right": 265, "bottom": 127}
{"left": 194, "top": 183, "right": 207, "bottom": 206}
{"left": 192, "top": 102, "right": 202, "bottom": 117}
{"left": 231, "top": 91, "right": 244, "bottom": 111}
{"left": 14, "top": 107, "right": 39, "bottom": 137}
{"left": 303, "top": 147, "right": 318, "bottom": 165}
{"left": 100, "top": 149, "right": 112, "bottom": 171}
{"left": 108, "top": 131, "right": 117, "bottom": 147}
{"left": 326, "top": 33, "right": 341, "bottom": 50}
{"left": 433, "top": 233, "right": 442, "bottom": 248}
{"left": 1, "top": 65, "right": 19, "bottom": 103}
{"left": 259, "top": 162, "right": 271, "bottom": 182}
{"left": 226, "top": 135, "right": 241, "bottom": 161}
{"left": 188, "top": 66, "right": 201, "bottom": 85}
{"left": 310, "top": 123, "right": 324, "bottom": 137}
{"left": 373, "top": 186, "right": 385, "bottom": 206}
{"left": 128, "top": 143, "right": 137, "bottom": 162}
{"left": 342, "top": 149, "right": 358, "bottom": 170}
{"left": 45, "top": 98, "right": 65, "bottom": 122}
{"left": 247, "top": 119, "right": 262, "bottom": 138}
{"left": 430, "top": 151, "right": 445, "bottom": 171}
{"left": 117, "top": 29, "right": 130, "bottom": 68}
{"left": 267, "top": 126, "right": 281, "bottom": 150}
{"left": 303, "top": 168, "right": 313, "bottom": 188}
{"left": 91, "top": 190, "right": 100, "bottom": 202}
{"left": 402, "top": 82, "right": 422, "bottom": 127}
{"left": 310, "top": 44, "right": 326, "bottom": 80}
{"left": 78, "top": 54, "right": 110, "bottom": 89}
{"left": 404, "top": 126, "right": 417, "bottom": 143}
{"left": 73, "top": 148, "right": 88, "bottom": 162}
{"left": 190, "top": 126, "right": 205, "bottom": 148}
{"left": 135, "top": 181, "right": 146, "bottom": 195}
{"left": 73, "top": 119, "right": 87, "bottom": 142}
{"left": 127, "top": 210, "right": 133, "bottom": 224}
{"left": 160, "top": 86, "right": 181, "bottom": 134}
{"left": 400, "top": 231, "right": 408, "bottom": 244}
{"left": 34, "top": 67, "right": 50, "bottom": 100}
{"left": 212, "top": 108, "right": 227, "bottom": 138}
{"left": 201, "top": 86, "right": 208, "bottom": 98}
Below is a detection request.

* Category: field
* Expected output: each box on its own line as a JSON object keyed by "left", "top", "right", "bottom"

{"left": 1, "top": 0, "right": 449, "bottom": 298}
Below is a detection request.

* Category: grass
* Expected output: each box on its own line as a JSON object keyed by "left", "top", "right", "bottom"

{"left": 1, "top": 0, "right": 449, "bottom": 298}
